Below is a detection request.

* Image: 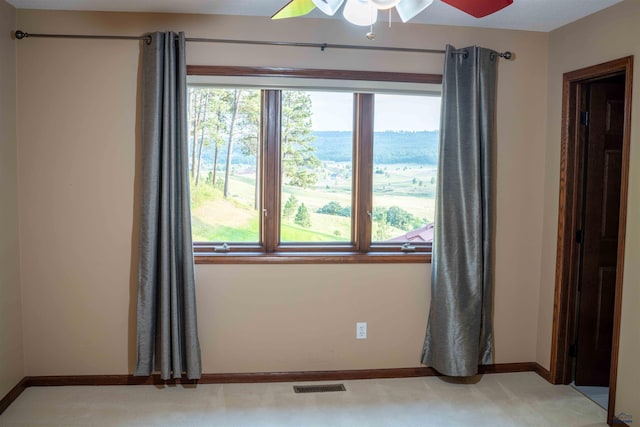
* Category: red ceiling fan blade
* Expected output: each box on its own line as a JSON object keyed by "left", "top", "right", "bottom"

{"left": 441, "top": 0, "right": 513, "bottom": 18}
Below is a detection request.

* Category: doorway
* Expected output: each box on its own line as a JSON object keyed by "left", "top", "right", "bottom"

{"left": 550, "top": 57, "right": 633, "bottom": 426}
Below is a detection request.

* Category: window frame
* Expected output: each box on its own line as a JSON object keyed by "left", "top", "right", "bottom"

{"left": 188, "top": 66, "right": 442, "bottom": 264}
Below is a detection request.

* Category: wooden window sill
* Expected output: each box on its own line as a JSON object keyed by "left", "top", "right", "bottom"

{"left": 194, "top": 252, "right": 431, "bottom": 264}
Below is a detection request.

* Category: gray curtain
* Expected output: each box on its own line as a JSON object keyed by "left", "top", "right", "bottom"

{"left": 421, "top": 45, "right": 497, "bottom": 377}
{"left": 134, "top": 31, "right": 202, "bottom": 380}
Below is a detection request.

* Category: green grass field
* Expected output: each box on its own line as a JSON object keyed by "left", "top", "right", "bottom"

{"left": 191, "top": 162, "right": 436, "bottom": 243}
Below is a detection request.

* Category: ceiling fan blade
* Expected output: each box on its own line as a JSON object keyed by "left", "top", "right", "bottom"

{"left": 272, "top": 0, "right": 317, "bottom": 20}
{"left": 312, "top": 0, "right": 345, "bottom": 16}
{"left": 395, "top": 0, "right": 433, "bottom": 23}
{"left": 441, "top": 0, "right": 513, "bottom": 18}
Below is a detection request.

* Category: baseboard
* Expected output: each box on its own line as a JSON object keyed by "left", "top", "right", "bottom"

{"left": 24, "top": 362, "right": 538, "bottom": 387}
{"left": 0, "top": 378, "right": 27, "bottom": 415}
{"left": 478, "top": 362, "right": 537, "bottom": 375}
{"left": 1, "top": 362, "right": 539, "bottom": 414}
{"left": 533, "top": 362, "right": 551, "bottom": 383}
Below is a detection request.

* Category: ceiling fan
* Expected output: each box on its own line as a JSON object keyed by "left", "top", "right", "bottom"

{"left": 272, "top": 0, "right": 513, "bottom": 24}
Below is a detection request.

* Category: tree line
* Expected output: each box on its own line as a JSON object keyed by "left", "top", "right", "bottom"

{"left": 311, "top": 130, "right": 439, "bottom": 165}
{"left": 188, "top": 88, "right": 323, "bottom": 205}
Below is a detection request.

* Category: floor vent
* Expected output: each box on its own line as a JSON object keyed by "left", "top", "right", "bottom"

{"left": 293, "top": 384, "right": 346, "bottom": 393}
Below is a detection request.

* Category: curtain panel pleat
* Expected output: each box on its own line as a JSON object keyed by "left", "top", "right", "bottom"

{"left": 134, "top": 31, "right": 202, "bottom": 380}
{"left": 421, "top": 45, "right": 497, "bottom": 377}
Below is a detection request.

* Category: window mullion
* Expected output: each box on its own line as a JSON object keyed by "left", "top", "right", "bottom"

{"left": 261, "top": 89, "right": 282, "bottom": 252}
{"left": 353, "top": 93, "right": 374, "bottom": 252}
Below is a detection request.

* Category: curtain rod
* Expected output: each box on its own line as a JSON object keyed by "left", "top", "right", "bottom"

{"left": 13, "top": 31, "right": 513, "bottom": 59}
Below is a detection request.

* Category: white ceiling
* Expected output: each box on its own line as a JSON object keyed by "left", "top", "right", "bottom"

{"left": 6, "top": 0, "right": 623, "bottom": 32}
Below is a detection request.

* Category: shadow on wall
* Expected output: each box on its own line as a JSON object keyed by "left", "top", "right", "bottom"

{"left": 128, "top": 44, "right": 144, "bottom": 374}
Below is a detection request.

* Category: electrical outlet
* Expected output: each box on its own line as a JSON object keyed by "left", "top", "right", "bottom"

{"left": 356, "top": 322, "right": 367, "bottom": 339}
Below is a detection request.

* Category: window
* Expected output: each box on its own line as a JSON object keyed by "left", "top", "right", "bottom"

{"left": 371, "top": 94, "right": 439, "bottom": 244}
{"left": 187, "top": 67, "right": 441, "bottom": 263}
{"left": 189, "top": 88, "right": 262, "bottom": 244}
{"left": 279, "top": 90, "right": 354, "bottom": 243}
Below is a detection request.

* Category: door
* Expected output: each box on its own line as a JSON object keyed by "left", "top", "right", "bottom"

{"left": 574, "top": 76, "right": 624, "bottom": 387}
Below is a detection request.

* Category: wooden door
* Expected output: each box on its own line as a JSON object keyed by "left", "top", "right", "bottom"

{"left": 574, "top": 77, "right": 624, "bottom": 386}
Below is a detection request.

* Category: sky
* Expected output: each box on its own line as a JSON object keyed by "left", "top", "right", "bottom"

{"left": 308, "top": 91, "right": 441, "bottom": 132}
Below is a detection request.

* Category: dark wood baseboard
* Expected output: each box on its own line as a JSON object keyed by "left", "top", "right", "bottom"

{"left": 24, "top": 363, "right": 538, "bottom": 387}
{"left": 477, "top": 362, "right": 536, "bottom": 375}
{"left": 1, "top": 362, "right": 540, "bottom": 414}
{"left": 0, "top": 378, "right": 27, "bottom": 415}
{"left": 533, "top": 362, "right": 551, "bottom": 383}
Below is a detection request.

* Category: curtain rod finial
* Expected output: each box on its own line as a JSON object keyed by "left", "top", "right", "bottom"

{"left": 502, "top": 51, "right": 512, "bottom": 60}
{"left": 14, "top": 30, "right": 27, "bottom": 40}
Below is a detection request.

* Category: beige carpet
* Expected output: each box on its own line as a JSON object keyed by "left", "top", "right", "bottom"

{"left": 0, "top": 372, "right": 606, "bottom": 426}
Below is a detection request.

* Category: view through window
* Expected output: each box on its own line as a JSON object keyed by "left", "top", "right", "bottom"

{"left": 187, "top": 84, "right": 440, "bottom": 255}
{"left": 189, "top": 87, "right": 262, "bottom": 243}
{"left": 371, "top": 94, "right": 439, "bottom": 244}
{"left": 280, "top": 90, "right": 354, "bottom": 243}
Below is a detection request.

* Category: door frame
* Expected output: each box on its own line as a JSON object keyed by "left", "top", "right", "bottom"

{"left": 549, "top": 56, "right": 633, "bottom": 425}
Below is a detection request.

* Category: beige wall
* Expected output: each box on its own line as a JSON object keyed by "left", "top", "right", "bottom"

{"left": 0, "top": 0, "right": 24, "bottom": 397}
{"left": 16, "top": 11, "right": 547, "bottom": 377}
{"left": 537, "top": 0, "right": 640, "bottom": 417}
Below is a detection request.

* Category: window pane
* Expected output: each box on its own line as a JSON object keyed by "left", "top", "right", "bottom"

{"left": 188, "top": 87, "right": 262, "bottom": 243}
{"left": 371, "top": 94, "right": 440, "bottom": 243}
{"left": 280, "top": 91, "right": 353, "bottom": 243}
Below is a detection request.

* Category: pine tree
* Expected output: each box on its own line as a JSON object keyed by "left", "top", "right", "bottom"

{"left": 294, "top": 203, "right": 312, "bottom": 228}
{"left": 281, "top": 91, "right": 321, "bottom": 188}
{"left": 283, "top": 195, "right": 299, "bottom": 219}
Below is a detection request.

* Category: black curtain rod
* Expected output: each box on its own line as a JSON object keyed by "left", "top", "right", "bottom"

{"left": 13, "top": 30, "right": 513, "bottom": 59}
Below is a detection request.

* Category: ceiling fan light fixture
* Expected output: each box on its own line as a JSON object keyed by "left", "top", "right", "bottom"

{"left": 311, "top": 0, "right": 345, "bottom": 16}
{"left": 343, "top": 0, "right": 378, "bottom": 26}
{"left": 369, "top": 0, "right": 401, "bottom": 10}
{"left": 395, "top": 0, "right": 434, "bottom": 22}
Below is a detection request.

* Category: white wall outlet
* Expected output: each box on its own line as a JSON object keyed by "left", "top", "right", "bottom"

{"left": 356, "top": 322, "right": 367, "bottom": 339}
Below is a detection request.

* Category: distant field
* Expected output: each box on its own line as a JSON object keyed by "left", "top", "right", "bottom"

{"left": 191, "top": 161, "right": 436, "bottom": 243}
